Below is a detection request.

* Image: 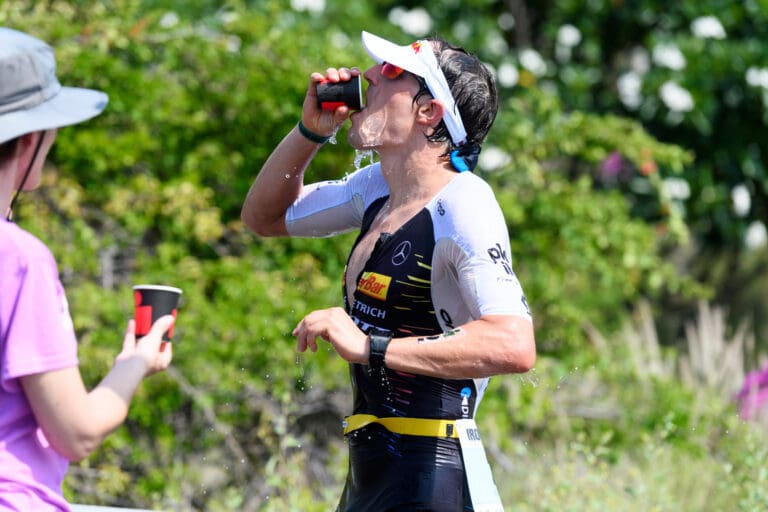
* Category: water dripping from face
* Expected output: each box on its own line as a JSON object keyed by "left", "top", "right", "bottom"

{"left": 349, "top": 108, "right": 388, "bottom": 150}
{"left": 353, "top": 149, "right": 375, "bottom": 170}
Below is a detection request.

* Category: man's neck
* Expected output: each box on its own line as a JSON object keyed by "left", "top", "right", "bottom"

{"left": 378, "top": 148, "right": 456, "bottom": 209}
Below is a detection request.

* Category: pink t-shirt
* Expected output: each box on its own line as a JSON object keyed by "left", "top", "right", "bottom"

{"left": 0, "top": 219, "right": 79, "bottom": 511}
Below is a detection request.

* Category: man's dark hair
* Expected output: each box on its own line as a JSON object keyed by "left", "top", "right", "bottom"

{"left": 419, "top": 38, "right": 499, "bottom": 149}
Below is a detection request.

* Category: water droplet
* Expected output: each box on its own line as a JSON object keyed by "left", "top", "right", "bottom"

{"left": 285, "top": 174, "right": 291, "bottom": 179}
{"left": 328, "top": 126, "right": 341, "bottom": 145}
{"left": 353, "top": 149, "right": 375, "bottom": 170}
{"left": 518, "top": 372, "right": 539, "bottom": 388}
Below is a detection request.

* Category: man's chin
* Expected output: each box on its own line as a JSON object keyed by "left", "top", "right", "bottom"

{"left": 347, "top": 132, "right": 371, "bottom": 151}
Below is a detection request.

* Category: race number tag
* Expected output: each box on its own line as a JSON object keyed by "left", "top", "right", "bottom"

{"left": 455, "top": 419, "right": 505, "bottom": 512}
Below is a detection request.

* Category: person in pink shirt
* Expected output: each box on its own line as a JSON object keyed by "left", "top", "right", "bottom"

{"left": 0, "top": 28, "right": 175, "bottom": 511}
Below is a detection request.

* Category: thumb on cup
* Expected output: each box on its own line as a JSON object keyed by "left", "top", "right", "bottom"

{"left": 143, "top": 314, "right": 176, "bottom": 344}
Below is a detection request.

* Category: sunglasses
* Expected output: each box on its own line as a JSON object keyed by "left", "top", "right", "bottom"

{"left": 381, "top": 61, "right": 405, "bottom": 80}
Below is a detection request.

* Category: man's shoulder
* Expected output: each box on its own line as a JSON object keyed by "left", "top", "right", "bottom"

{"left": 428, "top": 173, "right": 505, "bottom": 238}
{"left": 459, "top": 170, "right": 494, "bottom": 188}
{"left": 435, "top": 173, "right": 499, "bottom": 212}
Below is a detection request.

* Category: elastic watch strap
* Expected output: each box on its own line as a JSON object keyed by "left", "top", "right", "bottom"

{"left": 297, "top": 120, "right": 330, "bottom": 144}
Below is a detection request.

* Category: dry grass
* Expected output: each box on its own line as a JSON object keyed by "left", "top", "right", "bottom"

{"left": 678, "top": 300, "right": 756, "bottom": 398}
{"left": 593, "top": 299, "right": 761, "bottom": 401}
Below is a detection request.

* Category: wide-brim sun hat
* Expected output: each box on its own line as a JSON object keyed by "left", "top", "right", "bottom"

{"left": 0, "top": 27, "right": 108, "bottom": 145}
{"left": 361, "top": 30, "right": 467, "bottom": 147}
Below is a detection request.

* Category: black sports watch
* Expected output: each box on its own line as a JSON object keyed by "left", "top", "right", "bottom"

{"left": 368, "top": 328, "right": 392, "bottom": 371}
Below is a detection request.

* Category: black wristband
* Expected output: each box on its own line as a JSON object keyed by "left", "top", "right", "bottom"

{"left": 368, "top": 328, "right": 392, "bottom": 370}
{"left": 297, "top": 120, "right": 330, "bottom": 144}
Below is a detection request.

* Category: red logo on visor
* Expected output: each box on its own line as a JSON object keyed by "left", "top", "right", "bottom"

{"left": 411, "top": 41, "right": 422, "bottom": 53}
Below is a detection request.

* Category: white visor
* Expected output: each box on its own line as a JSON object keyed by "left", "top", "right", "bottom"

{"left": 361, "top": 31, "right": 467, "bottom": 146}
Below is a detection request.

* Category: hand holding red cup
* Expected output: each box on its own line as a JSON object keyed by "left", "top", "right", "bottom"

{"left": 316, "top": 75, "right": 364, "bottom": 111}
{"left": 133, "top": 285, "right": 182, "bottom": 341}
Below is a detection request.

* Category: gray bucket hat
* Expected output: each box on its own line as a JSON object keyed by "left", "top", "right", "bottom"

{"left": 0, "top": 27, "right": 108, "bottom": 144}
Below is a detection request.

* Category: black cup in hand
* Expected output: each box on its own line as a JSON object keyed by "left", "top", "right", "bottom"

{"left": 317, "top": 75, "right": 364, "bottom": 111}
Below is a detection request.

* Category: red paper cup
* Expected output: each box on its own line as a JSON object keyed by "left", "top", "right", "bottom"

{"left": 317, "top": 75, "right": 364, "bottom": 111}
{"left": 133, "top": 284, "right": 182, "bottom": 341}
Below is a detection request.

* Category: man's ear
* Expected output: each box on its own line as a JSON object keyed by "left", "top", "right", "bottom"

{"left": 416, "top": 98, "right": 445, "bottom": 131}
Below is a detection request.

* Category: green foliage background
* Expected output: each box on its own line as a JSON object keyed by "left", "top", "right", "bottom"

{"left": 2, "top": 0, "right": 767, "bottom": 510}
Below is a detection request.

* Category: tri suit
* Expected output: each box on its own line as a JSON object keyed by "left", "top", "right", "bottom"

{"left": 285, "top": 163, "right": 531, "bottom": 511}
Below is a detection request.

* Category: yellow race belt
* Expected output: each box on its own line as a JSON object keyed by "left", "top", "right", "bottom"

{"left": 343, "top": 413, "right": 459, "bottom": 439}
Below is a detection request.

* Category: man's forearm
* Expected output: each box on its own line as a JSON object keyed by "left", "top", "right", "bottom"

{"left": 241, "top": 125, "right": 323, "bottom": 236}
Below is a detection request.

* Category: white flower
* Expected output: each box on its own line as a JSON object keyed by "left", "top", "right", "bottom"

{"left": 557, "top": 24, "right": 582, "bottom": 48}
{"left": 453, "top": 21, "right": 472, "bottom": 41}
{"left": 746, "top": 67, "right": 768, "bottom": 89}
{"left": 330, "top": 31, "right": 351, "bottom": 49}
{"left": 663, "top": 177, "right": 691, "bottom": 200}
{"left": 652, "top": 43, "right": 686, "bottom": 70}
{"left": 225, "top": 36, "right": 241, "bottom": 53}
{"left": 618, "top": 71, "right": 643, "bottom": 109}
{"left": 630, "top": 46, "right": 650, "bottom": 75}
{"left": 497, "top": 62, "right": 519, "bottom": 88}
{"left": 660, "top": 81, "right": 694, "bottom": 112}
{"left": 745, "top": 221, "right": 768, "bottom": 250}
{"left": 291, "top": 0, "right": 325, "bottom": 13}
{"left": 290, "top": 0, "right": 325, "bottom": 14}
{"left": 691, "top": 16, "right": 726, "bottom": 39}
{"left": 218, "top": 11, "right": 239, "bottom": 24}
{"left": 732, "top": 184, "right": 751, "bottom": 217}
{"left": 479, "top": 146, "right": 511, "bottom": 171}
{"left": 389, "top": 7, "right": 433, "bottom": 36}
{"left": 485, "top": 33, "right": 509, "bottom": 56}
{"left": 159, "top": 11, "right": 179, "bottom": 28}
{"left": 519, "top": 48, "right": 547, "bottom": 76}
{"left": 498, "top": 13, "right": 516, "bottom": 31}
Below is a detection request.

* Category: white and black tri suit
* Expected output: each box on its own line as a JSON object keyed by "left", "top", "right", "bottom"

{"left": 286, "top": 163, "right": 531, "bottom": 511}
